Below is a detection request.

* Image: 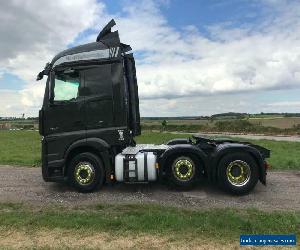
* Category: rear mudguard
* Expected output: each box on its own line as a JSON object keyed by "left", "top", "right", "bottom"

{"left": 208, "top": 143, "right": 267, "bottom": 185}
{"left": 158, "top": 144, "right": 208, "bottom": 178}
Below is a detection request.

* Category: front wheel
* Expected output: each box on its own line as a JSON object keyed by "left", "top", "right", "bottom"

{"left": 218, "top": 152, "right": 259, "bottom": 195}
{"left": 68, "top": 152, "right": 105, "bottom": 192}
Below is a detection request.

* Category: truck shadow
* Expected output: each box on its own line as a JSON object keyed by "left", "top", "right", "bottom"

{"left": 44, "top": 180, "right": 267, "bottom": 208}
{"left": 48, "top": 179, "right": 229, "bottom": 196}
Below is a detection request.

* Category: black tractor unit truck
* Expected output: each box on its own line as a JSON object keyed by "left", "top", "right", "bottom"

{"left": 37, "top": 20, "right": 270, "bottom": 194}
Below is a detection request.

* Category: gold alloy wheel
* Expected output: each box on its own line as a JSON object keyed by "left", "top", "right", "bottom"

{"left": 173, "top": 158, "right": 195, "bottom": 181}
{"left": 74, "top": 162, "right": 95, "bottom": 185}
{"left": 226, "top": 160, "right": 251, "bottom": 187}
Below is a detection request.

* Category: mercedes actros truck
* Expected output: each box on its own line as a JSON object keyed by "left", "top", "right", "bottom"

{"left": 37, "top": 20, "right": 270, "bottom": 195}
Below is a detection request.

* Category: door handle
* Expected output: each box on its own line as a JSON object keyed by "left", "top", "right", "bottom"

{"left": 74, "top": 120, "right": 83, "bottom": 125}
{"left": 50, "top": 127, "right": 59, "bottom": 131}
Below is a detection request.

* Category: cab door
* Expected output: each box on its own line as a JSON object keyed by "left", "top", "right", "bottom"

{"left": 43, "top": 68, "right": 86, "bottom": 163}
{"left": 44, "top": 69, "right": 85, "bottom": 135}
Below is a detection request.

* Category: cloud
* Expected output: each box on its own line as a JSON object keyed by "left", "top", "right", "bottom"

{"left": 268, "top": 101, "right": 300, "bottom": 107}
{"left": 114, "top": 0, "right": 300, "bottom": 100}
{"left": 140, "top": 92, "right": 264, "bottom": 117}
{"left": 0, "top": 0, "right": 105, "bottom": 77}
{"left": 0, "top": 0, "right": 300, "bottom": 117}
{"left": 77, "top": 0, "right": 300, "bottom": 100}
{"left": 0, "top": 90, "right": 23, "bottom": 117}
{"left": 0, "top": 0, "right": 108, "bottom": 116}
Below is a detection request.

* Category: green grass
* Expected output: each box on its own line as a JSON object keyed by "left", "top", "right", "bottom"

{"left": 0, "top": 130, "right": 41, "bottom": 166}
{"left": 0, "top": 203, "right": 298, "bottom": 241}
{"left": 245, "top": 139, "right": 300, "bottom": 170}
{"left": 0, "top": 130, "right": 300, "bottom": 170}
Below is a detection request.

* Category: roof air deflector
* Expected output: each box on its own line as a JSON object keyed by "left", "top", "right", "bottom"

{"left": 96, "top": 19, "right": 116, "bottom": 42}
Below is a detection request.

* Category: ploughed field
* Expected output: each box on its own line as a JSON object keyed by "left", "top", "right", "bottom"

{"left": 141, "top": 116, "right": 300, "bottom": 135}
{"left": 0, "top": 130, "right": 300, "bottom": 170}
{"left": 142, "top": 116, "right": 300, "bottom": 129}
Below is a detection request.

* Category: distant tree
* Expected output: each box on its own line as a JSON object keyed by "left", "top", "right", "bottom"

{"left": 161, "top": 120, "right": 167, "bottom": 131}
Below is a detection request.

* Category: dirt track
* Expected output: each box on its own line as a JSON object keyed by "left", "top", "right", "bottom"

{"left": 0, "top": 165, "right": 299, "bottom": 210}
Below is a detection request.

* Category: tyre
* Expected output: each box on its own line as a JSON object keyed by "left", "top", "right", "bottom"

{"left": 218, "top": 152, "right": 259, "bottom": 195}
{"left": 168, "top": 155, "right": 199, "bottom": 189}
{"left": 67, "top": 152, "right": 105, "bottom": 192}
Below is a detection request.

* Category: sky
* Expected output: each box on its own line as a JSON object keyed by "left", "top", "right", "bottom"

{"left": 0, "top": 0, "right": 300, "bottom": 117}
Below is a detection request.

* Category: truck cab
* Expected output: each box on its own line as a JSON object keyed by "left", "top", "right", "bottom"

{"left": 39, "top": 20, "right": 140, "bottom": 182}
{"left": 38, "top": 20, "right": 270, "bottom": 195}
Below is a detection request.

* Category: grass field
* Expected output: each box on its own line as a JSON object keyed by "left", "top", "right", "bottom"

{"left": 0, "top": 130, "right": 40, "bottom": 166}
{"left": 0, "top": 203, "right": 298, "bottom": 248}
{"left": 0, "top": 130, "right": 300, "bottom": 169}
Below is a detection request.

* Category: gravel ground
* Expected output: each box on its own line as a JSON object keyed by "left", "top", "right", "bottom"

{"left": 0, "top": 165, "right": 299, "bottom": 211}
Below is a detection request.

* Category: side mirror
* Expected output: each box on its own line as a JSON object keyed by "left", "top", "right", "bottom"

{"left": 36, "top": 71, "right": 44, "bottom": 81}
{"left": 37, "top": 62, "right": 51, "bottom": 81}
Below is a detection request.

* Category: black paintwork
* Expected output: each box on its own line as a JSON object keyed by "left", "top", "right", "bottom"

{"left": 38, "top": 20, "right": 269, "bottom": 185}
{"left": 39, "top": 20, "right": 140, "bottom": 181}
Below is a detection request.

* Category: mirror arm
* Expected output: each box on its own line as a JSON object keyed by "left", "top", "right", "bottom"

{"left": 36, "top": 63, "right": 52, "bottom": 81}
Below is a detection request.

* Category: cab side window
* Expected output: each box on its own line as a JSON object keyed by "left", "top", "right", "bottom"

{"left": 53, "top": 69, "right": 80, "bottom": 102}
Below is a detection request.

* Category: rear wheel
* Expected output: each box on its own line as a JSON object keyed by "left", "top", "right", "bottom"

{"left": 68, "top": 152, "right": 105, "bottom": 192}
{"left": 168, "top": 155, "right": 199, "bottom": 189}
{"left": 218, "top": 152, "right": 259, "bottom": 195}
